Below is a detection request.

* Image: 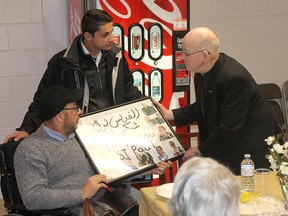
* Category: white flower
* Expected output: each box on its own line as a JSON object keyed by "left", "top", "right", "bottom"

{"left": 273, "top": 143, "right": 284, "bottom": 154}
{"left": 283, "top": 149, "right": 288, "bottom": 157}
{"left": 268, "top": 155, "right": 278, "bottom": 171}
{"left": 265, "top": 136, "right": 275, "bottom": 145}
{"left": 270, "top": 161, "right": 279, "bottom": 171}
{"left": 268, "top": 155, "right": 273, "bottom": 161}
{"left": 266, "top": 134, "right": 288, "bottom": 201}
{"left": 284, "top": 142, "right": 288, "bottom": 149}
{"left": 280, "top": 162, "right": 288, "bottom": 175}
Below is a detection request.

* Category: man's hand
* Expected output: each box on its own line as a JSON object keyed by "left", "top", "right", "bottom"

{"left": 148, "top": 161, "right": 173, "bottom": 175}
{"left": 152, "top": 100, "right": 174, "bottom": 121}
{"left": 82, "top": 174, "right": 108, "bottom": 200}
{"left": 4, "top": 131, "right": 29, "bottom": 143}
{"left": 182, "top": 147, "right": 202, "bottom": 162}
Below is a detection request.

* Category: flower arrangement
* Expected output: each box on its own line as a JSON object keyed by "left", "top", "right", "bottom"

{"left": 265, "top": 133, "right": 288, "bottom": 204}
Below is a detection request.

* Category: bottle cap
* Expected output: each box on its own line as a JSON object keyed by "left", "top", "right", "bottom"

{"left": 244, "top": 154, "right": 251, "bottom": 158}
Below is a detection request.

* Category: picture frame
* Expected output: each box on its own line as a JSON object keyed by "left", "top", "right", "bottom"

{"left": 75, "top": 97, "right": 185, "bottom": 185}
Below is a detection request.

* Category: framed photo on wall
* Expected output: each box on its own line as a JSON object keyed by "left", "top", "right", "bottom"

{"left": 75, "top": 97, "right": 185, "bottom": 185}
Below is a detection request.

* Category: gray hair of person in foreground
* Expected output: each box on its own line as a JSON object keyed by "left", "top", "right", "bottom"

{"left": 169, "top": 157, "right": 240, "bottom": 216}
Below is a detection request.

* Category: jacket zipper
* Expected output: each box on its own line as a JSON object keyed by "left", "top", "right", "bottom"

{"left": 92, "top": 57, "right": 103, "bottom": 101}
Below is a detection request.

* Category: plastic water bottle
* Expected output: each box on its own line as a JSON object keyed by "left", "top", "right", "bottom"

{"left": 152, "top": 71, "right": 161, "bottom": 100}
{"left": 241, "top": 154, "right": 254, "bottom": 191}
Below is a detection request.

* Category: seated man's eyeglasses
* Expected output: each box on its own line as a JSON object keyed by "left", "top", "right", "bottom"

{"left": 63, "top": 106, "right": 80, "bottom": 112}
{"left": 183, "top": 49, "right": 211, "bottom": 57}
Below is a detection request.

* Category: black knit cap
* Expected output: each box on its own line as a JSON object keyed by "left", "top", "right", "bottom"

{"left": 38, "top": 85, "right": 83, "bottom": 121}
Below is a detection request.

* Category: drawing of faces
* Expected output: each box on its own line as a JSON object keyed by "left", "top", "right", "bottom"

{"left": 123, "top": 158, "right": 138, "bottom": 170}
{"left": 141, "top": 102, "right": 157, "bottom": 116}
{"left": 158, "top": 125, "right": 174, "bottom": 141}
{"left": 150, "top": 113, "right": 165, "bottom": 125}
{"left": 156, "top": 146, "right": 168, "bottom": 161}
{"left": 136, "top": 152, "right": 154, "bottom": 167}
{"left": 169, "top": 141, "right": 185, "bottom": 156}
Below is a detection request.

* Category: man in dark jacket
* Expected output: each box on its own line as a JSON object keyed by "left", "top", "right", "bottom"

{"left": 155, "top": 27, "right": 277, "bottom": 175}
{"left": 5, "top": 9, "right": 142, "bottom": 143}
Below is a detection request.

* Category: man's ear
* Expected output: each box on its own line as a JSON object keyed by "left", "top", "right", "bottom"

{"left": 56, "top": 111, "right": 65, "bottom": 122}
{"left": 83, "top": 32, "right": 93, "bottom": 41}
{"left": 202, "top": 51, "right": 210, "bottom": 61}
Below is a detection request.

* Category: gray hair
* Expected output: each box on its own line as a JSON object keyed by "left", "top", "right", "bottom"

{"left": 169, "top": 157, "right": 240, "bottom": 216}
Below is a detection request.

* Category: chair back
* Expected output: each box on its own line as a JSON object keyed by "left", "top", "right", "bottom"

{"left": 267, "top": 101, "right": 286, "bottom": 132}
{"left": 258, "top": 83, "right": 282, "bottom": 100}
{"left": 0, "top": 140, "right": 24, "bottom": 207}
{"left": 258, "top": 83, "right": 287, "bottom": 139}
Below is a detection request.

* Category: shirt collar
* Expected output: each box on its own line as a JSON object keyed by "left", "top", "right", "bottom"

{"left": 80, "top": 36, "right": 102, "bottom": 58}
{"left": 43, "top": 125, "right": 75, "bottom": 142}
{"left": 202, "top": 53, "right": 223, "bottom": 79}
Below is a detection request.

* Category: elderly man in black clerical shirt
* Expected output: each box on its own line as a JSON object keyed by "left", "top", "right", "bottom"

{"left": 155, "top": 27, "right": 278, "bottom": 174}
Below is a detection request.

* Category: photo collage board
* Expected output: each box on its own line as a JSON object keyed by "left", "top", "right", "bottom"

{"left": 76, "top": 97, "right": 185, "bottom": 184}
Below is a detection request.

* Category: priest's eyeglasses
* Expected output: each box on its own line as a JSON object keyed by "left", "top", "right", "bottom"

{"left": 183, "top": 49, "right": 211, "bottom": 57}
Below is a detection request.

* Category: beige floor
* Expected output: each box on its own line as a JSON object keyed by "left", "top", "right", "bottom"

{"left": 0, "top": 199, "right": 8, "bottom": 215}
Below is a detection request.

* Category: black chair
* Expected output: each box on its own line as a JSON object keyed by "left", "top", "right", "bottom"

{"left": 0, "top": 140, "right": 72, "bottom": 216}
{"left": 283, "top": 80, "right": 288, "bottom": 135}
{"left": 258, "top": 83, "right": 287, "bottom": 138}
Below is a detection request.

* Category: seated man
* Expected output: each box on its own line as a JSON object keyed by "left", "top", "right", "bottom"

{"left": 14, "top": 85, "right": 169, "bottom": 215}
{"left": 169, "top": 157, "right": 240, "bottom": 216}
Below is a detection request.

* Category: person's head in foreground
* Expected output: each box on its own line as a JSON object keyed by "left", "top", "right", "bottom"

{"left": 169, "top": 157, "right": 240, "bottom": 216}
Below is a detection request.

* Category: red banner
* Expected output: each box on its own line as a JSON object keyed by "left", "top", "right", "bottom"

{"left": 67, "top": 0, "right": 83, "bottom": 44}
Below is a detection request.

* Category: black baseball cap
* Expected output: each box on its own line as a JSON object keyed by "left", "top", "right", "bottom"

{"left": 38, "top": 85, "right": 83, "bottom": 121}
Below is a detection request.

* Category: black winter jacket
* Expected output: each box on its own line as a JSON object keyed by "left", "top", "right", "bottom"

{"left": 18, "top": 35, "right": 142, "bottom": 134}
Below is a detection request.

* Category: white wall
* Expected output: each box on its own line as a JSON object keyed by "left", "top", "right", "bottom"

{"left": 0, "top": 0, "right": 44, "bottom": 143}
{"left": 189, "top": 0, "right": 288, "bottom": 88}
{"left": 0, "top": 0, "right": 67, "bottom": 143}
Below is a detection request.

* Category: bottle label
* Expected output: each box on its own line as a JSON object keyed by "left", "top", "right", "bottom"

{"left": 241, "top": 164, "right": 254, "bottom": 176}
{"left": 152, "top": 86, "right": 160, "bottom": 97}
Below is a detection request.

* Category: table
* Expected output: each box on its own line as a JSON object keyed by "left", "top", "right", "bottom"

{"left": 139, "top": 171, "right": 283, "bottom": 216}
{"left": 139, "top": 185, "right": 171, "bottom": 216}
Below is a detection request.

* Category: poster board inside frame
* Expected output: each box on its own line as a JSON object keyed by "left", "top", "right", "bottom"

{"left": 75, "top": 97, "right": 185, "bottom": 185}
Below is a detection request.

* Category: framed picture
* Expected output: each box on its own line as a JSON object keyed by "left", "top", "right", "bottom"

{"left": 75, "top": 97, "right": 185, "bottom": 185}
